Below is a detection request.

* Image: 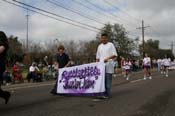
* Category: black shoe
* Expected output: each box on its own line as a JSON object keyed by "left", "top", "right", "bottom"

{"left": 50, "top": 89, "right": 57, "bottom": 95}
{"left": 4, "top": 91, "right": 11, "bottom": 104}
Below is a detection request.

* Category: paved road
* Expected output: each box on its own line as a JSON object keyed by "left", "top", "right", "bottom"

{"left": 0, "top": 71, "right": 175, "bottom": 116}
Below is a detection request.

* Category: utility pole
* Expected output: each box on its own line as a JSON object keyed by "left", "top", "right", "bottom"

{"left": 26, "top": 9, "right": 29, "bottom": 52}
{"left": 169, "top": 41, "right": 175, "bottom": 54}
{"left": 171, "top": 41, "right": 173, "bottom": 53}
{"left": 136, "top": 20, "right": 150, "bottom": 58}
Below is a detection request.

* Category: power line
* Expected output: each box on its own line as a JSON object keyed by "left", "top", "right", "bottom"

{"left": 71, "top": 0, "right": 102, "bottom": 14}
{"left": 84, "top": 0, "right": 123, "bottom": 22}
{"left": 102, "top": 0, "right": 141, "bottom": 23}
{"left": 128, "top": 30, "right": 141, "bottom": 37}
{"left": 149, "top": 26, "right": 161, "bottom": 37}
{"left": 84, "top": 0, "right": 126, "bottom": 24}
{"left": 101, "top": 0, "right": 139, "bottom": 27}
{"left": 47, "top": 0, "right": 105, "bottom": 25}
{"left": 128, "top": 32, "right": 140, "bottom": 38}
{"left": 2, "top": 0, "right": 99, "bottom": 32}
{"left": 71, "top": 0, "right": 119, "bottom": 24}
{"left": 84, "top": 0, "right": 137, "bottom": 28}
{"left": 72, "top": 0, "right": 138, "bottom": 29}
{"left": 69, "top": 0, "right": 111, "bottom": 23}
{"left": 11, "top": 0, "right": 101, "bottom": 31}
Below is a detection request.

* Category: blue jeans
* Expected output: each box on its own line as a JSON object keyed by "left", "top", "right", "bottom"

{"left": 105, "top": 73, "right": 112, "bottom": 97}
{"left": 157, "top": 64, "right": 161, "bottom": 72}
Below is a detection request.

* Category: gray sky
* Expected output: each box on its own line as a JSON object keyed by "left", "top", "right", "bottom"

{"left": 0, "top": 0, "right": 174, "bottom": 52}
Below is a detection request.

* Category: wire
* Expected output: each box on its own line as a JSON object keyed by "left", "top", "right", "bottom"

{"left": 84, "top": 0, "right": 122, "bottom": 22}
{"left": 84, "top": 0, "right": 138, "bottom": 27}
{"left": 47, "top": 0, "right": 105, "bottom": 25}
{"left": 101, "top": 0, "right": 139, "bottom": 27}
{"left": 2, "top": 0, "right": 99, "bottom": 32}
{"left": 11, "top": 0, "right": 101, "bottom": 31}
{"left": 71, "top": 0, "right": 119, "bottom": 24}
{"left": 150, "top": 26, "right": 161, "bottom": 37}
{"left": 103, "top": 0, "right": 141, "bottom": 22}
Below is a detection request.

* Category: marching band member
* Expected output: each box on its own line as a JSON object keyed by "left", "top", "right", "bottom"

{"left": 143, "top": 53, "right": 152, "bottom": 80}
{"left": 122, "top": 58, "right": 132, "bottom": 80}
{"left": 162, "top": 55, "right": 171, "bottom": 77}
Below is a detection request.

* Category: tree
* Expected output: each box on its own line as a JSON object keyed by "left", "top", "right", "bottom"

{"left": 139, "top": 39, "right": 174, "bottom": 59}
{"left": 64, "top": 40, "right": 98, "bottom": 64}
{"left": 158, "top": 49, "right": 174, "bottom": 60}
{"left": 139, "top": 39, "right": 159, "bottom": 58}
{"left": 81, "top": 40, "right": 100, "bottom": 63}
{"left": 7, "top": 36, "right": 24, "bottom": 65}
{"left": 97, "top": 23, "right": 135, "bottom": 58}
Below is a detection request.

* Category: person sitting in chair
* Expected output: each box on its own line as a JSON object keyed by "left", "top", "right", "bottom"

{"left": 12, "top": 61, "right": 23, "bottom": 83}
{"left": 29, "top": 62, "right": 40, "bottom": 82}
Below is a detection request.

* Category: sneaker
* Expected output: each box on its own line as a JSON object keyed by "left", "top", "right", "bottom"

{"left": 4, "top": 91, "right": 11, "bottom": 104}
{"left": 50, "top": 89, "right": 57, "bottom": 95}
{"left": 149, "top": 76, "right": 152, "bottom": 80}
{"left": 161, "top": 71, "right": 163, "bottom": 74}
{"left": 143, "top": 77, "right": 147, "bottom": 80}
{"left": 92, "top": 98, "right": 100, "bottom": 102}
{"left": 166, "top": 74, "right": 168, "bottom": 77}
{"left": 126, "top": 77, "right": 129, "bottom": 80}
{"left": 101, "top": 96, "right": 109, "bottom": 99}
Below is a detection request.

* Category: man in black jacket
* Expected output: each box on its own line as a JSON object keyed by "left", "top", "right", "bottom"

{"left": 0, "top": 31, "right": 11, "bottom": 104}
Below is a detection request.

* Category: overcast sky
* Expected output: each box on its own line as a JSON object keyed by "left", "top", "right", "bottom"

{"left": 0, "top": 0, "right": 175, "bottom": 52}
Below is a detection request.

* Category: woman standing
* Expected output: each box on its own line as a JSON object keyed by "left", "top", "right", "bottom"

{"left": 162, "top": 55, "right": 171, "bottom": 77}
{"left": 143, "top": 53, "right": 152, "bottom": 80}
{"left": 0, "top": 31, "right": 11, "bottom": 104}
{"left": 122, "top": 58, "right": 132, "bottom": 80}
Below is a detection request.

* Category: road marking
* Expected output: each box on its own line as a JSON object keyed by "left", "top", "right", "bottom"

{"left": 4, "top": 83, "right": 55, "bottom": 91}
{"left": 130, "top": 78, "right": 144, "bottom": 83}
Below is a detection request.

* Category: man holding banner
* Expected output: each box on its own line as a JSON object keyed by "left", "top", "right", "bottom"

{"left": 50, "top": 45, "right": 71, "bottom": 95}
{"left": 96, "top": 33, "right": 117, "bottom": 98}
{"left": 55, "top": 34, "right": 117, "bottom": 97}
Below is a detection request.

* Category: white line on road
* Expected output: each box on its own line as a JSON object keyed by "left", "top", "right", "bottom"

{"left": 4, "top": 83, "right": 55, "bottom": 91}
{"left": 130, "top": 78, "right": 144, "bottom": 83}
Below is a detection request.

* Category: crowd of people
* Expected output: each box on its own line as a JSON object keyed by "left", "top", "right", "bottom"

{"left": 1, "top": 50, "right": 173, "bottom": 86}
{"left": 119, "top": 54, "right": 175, "bottom": 81}
{"left": 0, "top": 61, "right": 54, "bottom": 86}
{"left": 0, "top": 30, "right": 175, "bottom": 104}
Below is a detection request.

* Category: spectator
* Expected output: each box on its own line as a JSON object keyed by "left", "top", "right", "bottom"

{"left": 28, "top": 62, "right": 40, "bottom": 82}
{"left": 3, "top": 70, "right": 12, "bottom": 85}
{"left": 12, "top": 61, "right": 23, "bottom": 83}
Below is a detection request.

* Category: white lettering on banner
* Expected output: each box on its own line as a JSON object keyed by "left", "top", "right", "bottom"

{"left": 57, "top": 62, "right": 105, "bottom": 94}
